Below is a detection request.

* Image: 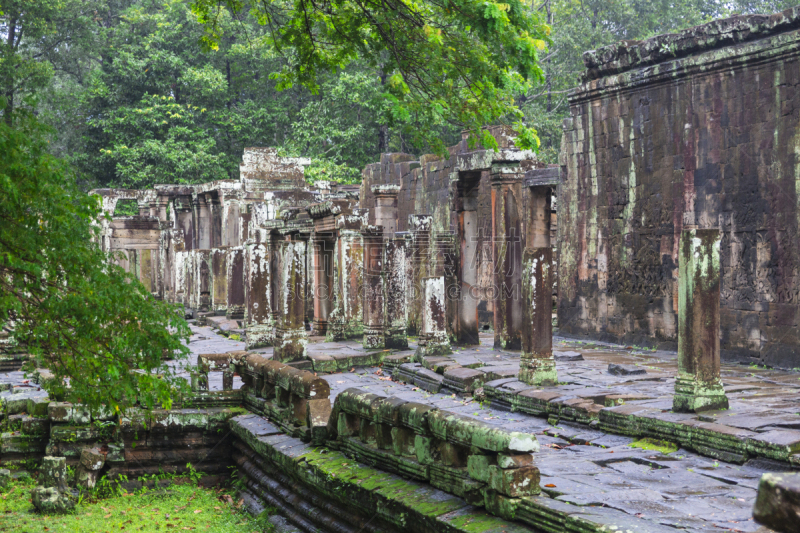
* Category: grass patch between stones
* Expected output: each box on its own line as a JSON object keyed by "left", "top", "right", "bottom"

{"left": 0, "top": 476, "right": 272, "bottom": 532}
{"left": 628, "top": 437, "right": 679, "bottom": 455}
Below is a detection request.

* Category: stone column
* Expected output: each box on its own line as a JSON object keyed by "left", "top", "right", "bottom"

{"left": 519, "top": 185, "right": 556, "bottom": 386}
{"left": 226, "top": 246, "right": 246, "bottom": 320}
{"left": 327, "top": 219, "right": 364, "bottom": 341}
{"left": 176, "top": 250, "right": 189, "bottom": 307}
{"left": 310, "top": 235, "right": 334, "bottom": 336}
{"left": 407, "top": 215, "right": 432, "bottom": 336}
{"left": 456, "top": 187, "right": 480, "bottom": 345}
{"left": 211, "top": 247, "right": 229, "bottom": 313}
{"left": 385, "top": 233, "right": 409, "bottom": 349}
{"left": 165, "top": 229, "right": 185, "bottom": 303}
{"left": 269, "top": 233, "right": 282, "bottom": 341}
{"left": 174, "top": 197, "right": 194, "bottom": 251}
{"left": 491, "top": 165, "right": 524, "bottom": 350}
{"left": 362, "top": 225, "right": 385, "bottom": 349}
{"left": 673, "top": 228, "right": 728, "bottom": 412}
{"left": 274, "top": 233, "right": 308, "bottom": 362}
{"left": 196, "top": 250, "right": 212, "bottom": 313}
{"left": 519, "top": 247, "right": 557, "bottom": 386}
{"left": 193, "top": 195, "right": 211, "bottom": 250}
{"left": 371, "top": 185, "right": 400, "bottom": 239}
{"left": 437, "top": 233, "right": 458, "bottom": 345}
{"left": 209, "top": 194, "right": 222, "bottom": 248}
{"left": 156, "top": 195, "right": 169, "bottom": 222}
{"left": 245, "top": 239, "right": 275, "bottom": 349}
{"left": 138, "top": 199, "right": 150, "bottom": 217}
{"left": 416, "top": 233, "right": 453, "bottom": 358}
{"left": 416, "top": 276, "right": 451, "bottom": 358}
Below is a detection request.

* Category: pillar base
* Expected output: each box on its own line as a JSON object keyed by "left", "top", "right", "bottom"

{"left": 199, "top": 294, "right": 211, "bottom": 313}
{"left": 226, "top": 306, "right": 245, "bottom": 320}
{"left": 311, "top": 319, "right": 328, "bottom": 337}
{"left": 245, "top": 322, "right": 274, "bottom": 349}
{"left": 384, "top": 327, "right": 408, "bottom": 350}
{"left": 274, "top": 327, "right": 308, "bottom": 363}
{"left": 363, "top": 326, "right": 385, "bottom": 350}
{"left": 326, "top": 309, "right": 364, "bottom": 341}
{"left": 494, "top": 335, "right": 521, "bottom": 351}
{"left": 415, "top": 332, "right": 451, "bottom": 360}
{"left": 326, "top": 319, "right": 363, "bottom": 341}
{"left": 673, "top": 374, "right": 729, "bottom": 413}
{"left": 519, "top": 355, "right": 557, "bottom": 386}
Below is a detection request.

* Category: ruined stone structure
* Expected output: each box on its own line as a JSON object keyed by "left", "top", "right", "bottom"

{"left": 559, "top": 8, "right": 800, "bottom": 367}
{"left": 91, "top": 129, "right": 559, "bottom": 380}
{"left": 9, "top": 8, "right": 800, "bottom": 532}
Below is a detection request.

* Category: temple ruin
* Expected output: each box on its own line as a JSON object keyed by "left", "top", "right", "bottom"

{"left": 90, "top": 129, "right": 561, "bottom": 373}
{"left": 92, "top": 12, "right": 800, "bottom": 374}
{"left": 5, "top": 7, "right": 800, "bottom": 533}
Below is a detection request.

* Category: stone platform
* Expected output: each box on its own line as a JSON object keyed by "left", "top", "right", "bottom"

{"left": 169, "top": 324, "right": 800, "bottom": 531}
{"left": 8, "top": 324, "right": 797, "bottom": 531}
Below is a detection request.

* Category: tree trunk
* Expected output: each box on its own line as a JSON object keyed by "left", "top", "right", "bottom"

{"left": 4, "top": 15, "right": 18, "bottom": 125}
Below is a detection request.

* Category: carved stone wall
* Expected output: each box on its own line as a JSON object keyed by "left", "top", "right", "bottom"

{"left": 558, "top": 8, "right": 800, "bottom": 367}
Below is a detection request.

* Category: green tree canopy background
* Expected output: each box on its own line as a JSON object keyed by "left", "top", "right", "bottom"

{"left": 4, "top": 0, "right": 797, "bottom": 188}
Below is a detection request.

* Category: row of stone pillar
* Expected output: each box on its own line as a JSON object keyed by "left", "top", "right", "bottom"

{"left": 176, "top": 247, "right": 246, "bottom": 319}
{"left": 488, "top": 166, "right": 727, "bottom": 411}
{"left": 514, "top": 227, "right": 728, "bottom": 412}
{"left": 241, "top": 183, "right": 727, "bottom": 413}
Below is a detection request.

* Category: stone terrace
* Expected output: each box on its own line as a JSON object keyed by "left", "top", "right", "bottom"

{"left": 5, "top": 322, "right": 799, "bottom": 532}
{"left": 192, "top": 324, "right": 800, "bottom": 532}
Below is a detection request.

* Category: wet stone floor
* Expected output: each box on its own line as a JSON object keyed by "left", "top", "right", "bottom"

{"left": 5, "top": 323, "right": 798, "bottom": 532}
{"left": 184, "top": 324, "right": 787, "bottom": 533}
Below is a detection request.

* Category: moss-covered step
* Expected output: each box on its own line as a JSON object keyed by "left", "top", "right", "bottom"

{"left": 229, "top": 413, "right": 538, "bottom": 533}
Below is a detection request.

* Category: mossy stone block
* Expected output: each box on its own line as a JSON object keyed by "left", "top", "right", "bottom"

{"left": 498, "top": 453, "right": 534, "bottom": 469}
{"left": 415, "top": 435, "right": 438, "bottom": 465}
{"left": 2, "top": 395, "right": 29, "bottom": 415}
{"left": 21, "top": 416, "right": 48, "bottom": 436}
{"left": 467, "top": 454, "right": 495, "bottom": 483}
{"left": 32, "top": 486, "right": 74, "bottom": 513}
{"left": 754, "top": 471, "right": 800, "bottom": 532}
{"left": 488, "top": 465, "right": 540, "bottom": 497}
{"left": 26, "top": 397, "right": 50, "bottom": 418}
{"left": 39, "top": 456, "right": 67, "bottom": 490}
{"left": 1, "top": 432, "right": 47, "bottom": 454}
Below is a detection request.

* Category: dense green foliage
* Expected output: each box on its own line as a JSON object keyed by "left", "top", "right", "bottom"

{"left": 0, "top": 113, "right": 190, "bottom": 411}
{"left": 5, "top": 0, "right": 795, "bottom": 179}
{"left": 190, "top": 0, "right": 551, "bottom": 154}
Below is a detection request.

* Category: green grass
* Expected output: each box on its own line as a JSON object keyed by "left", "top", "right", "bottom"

{"left": 629, "top": 437, "right": 679, "bottom": 455}
{"left": 0, "top": 476, "right": 272, "bottom": 533}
